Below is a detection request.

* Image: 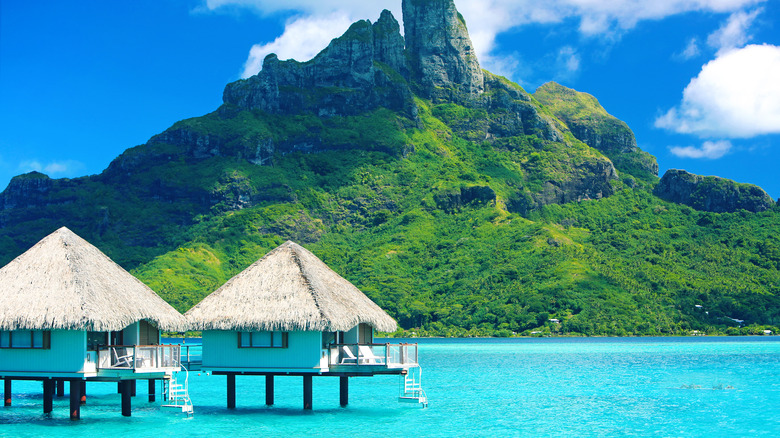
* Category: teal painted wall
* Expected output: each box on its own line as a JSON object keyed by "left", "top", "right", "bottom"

{"left": 202, "top": 331, "right": 323, "bottom": 370}
{"left": 0, "top": 330, "right": 86, "bottom": 373}
{"left": 123, "top": 321, "right": 139, "bottom": 345}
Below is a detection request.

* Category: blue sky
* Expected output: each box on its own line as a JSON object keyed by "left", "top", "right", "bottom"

{"left": 1, "top": 0, "right": 779, "bottom": 198}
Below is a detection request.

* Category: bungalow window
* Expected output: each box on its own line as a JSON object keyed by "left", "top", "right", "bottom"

{"left": 0, "top": 330, "right": 51, "bottom": 349}
{"left": 238, "top": 331, "right": 288, "bottom": 348}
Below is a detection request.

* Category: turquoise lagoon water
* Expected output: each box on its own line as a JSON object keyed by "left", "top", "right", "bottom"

{"left": 1, "top": 337, "right": 779, "bottom": 437}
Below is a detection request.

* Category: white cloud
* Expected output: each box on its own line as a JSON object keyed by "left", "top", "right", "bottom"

{"left": 656, "top": 44, "right": 780, "bottom": 138}
{"left": 18, "top": 160, "right": 85, "bottom": 177}
{"left": 707, "top": 8, "right": 762, "bottom": 54}
{"left": 241, "top": 13, "right": 354, "bottom": 78}
{"left": 457, "top": 0, "right": 766, "bottom": 61}
{"left": 204, "top": 0, "right": 398, "bottom": 18}
{"left": 669, "top": 140, "right": 732, "bottom": 159}
{"left": 678, "top": 38, "right": 701, "bottom": 60}
{"left": 480, "top": 53, "right": 523, "bottom": 82}
{"left": 558, "top": 46, "right": 581, "bottom": 73}
{"left": 201, "top": 1, "right": 400, "bottom": 78}
{"left": 203, "top": 0, "right": 766, "bottom": 81}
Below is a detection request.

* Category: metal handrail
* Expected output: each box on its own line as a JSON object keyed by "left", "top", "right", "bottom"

{"left": 97, "top": 344, "right": 181, "bottom": 370}
{"left": 328, "top": 343, "right": 419, "bottom": 367}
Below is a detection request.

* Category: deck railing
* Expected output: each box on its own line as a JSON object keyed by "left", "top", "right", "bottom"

{"left": 328, "top": 343, "right": 418, "bottom": 368}
{"left": 97, "top": 345, "right": 181, "bottom": 371}
{"left": 180, "top": 344, "right": 202, "bottom": 370}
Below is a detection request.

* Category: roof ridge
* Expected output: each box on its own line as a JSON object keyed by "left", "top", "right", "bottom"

{"left": 288, "top": 243, "right": 328, "bottom": 330}
{"left": 0, "top": 227, "right": 186, "bottom": 332}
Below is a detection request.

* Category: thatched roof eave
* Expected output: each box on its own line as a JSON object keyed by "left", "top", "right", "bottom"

{"left": 185, "top": 241, "right": 398, "bottom": 333}
{"left": 0, "top": 227, "right": 188, "bottom": 333}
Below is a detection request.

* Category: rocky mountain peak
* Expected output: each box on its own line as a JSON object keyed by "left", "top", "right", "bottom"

{"left": 533, "top": 82, "right": 659, "bottom": 182}
{"left": 655, "top": 169, "right": 775, "bottom": 213}
{"left": 222, "top": 10, "right": 415, "bottom": 117}
{"left": 222, "top": 1, "right": 488, "bottom": 115}
{"left": 402, "top": 0, "right": 484, "bottom": 101}
{"left": 0, "top": 171, "right": 53, "bottom": 211}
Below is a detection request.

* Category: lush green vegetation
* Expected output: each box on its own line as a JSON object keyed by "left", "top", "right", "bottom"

{"left": 2, "top": 82, "right": 778, "bottom": 338}
{"left": 128, "top": 163, "right": 780, "bottom": 337}
{"left": 534, "top": 81, "right": 659, "bottom": 185}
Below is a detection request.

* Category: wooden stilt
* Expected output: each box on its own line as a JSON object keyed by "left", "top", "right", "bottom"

{"left": 56, "top": 379, "right": 65, "bottom": 397}
{"left": 265, "top": 375, "right": 274, "bottom": 406}
{"left": 69, "top": 379, "right": 81, "bottom": 420}
{"left": 148, "top": 379, "right": 156, "bottom": 402}
{"left": 80, "top": 380, "right": 86, "bottom": 405}
{"left": 121, "top": 381, "right": 132, "bottom": 417}
{"left": 43, "top": 379, "right": 54, "bottom": 414}
{"left": 339, "top": 376, "right": 349, "bottom": 407}
{"left": 227, "top": 374, "right": 236, "bottom": 409}
{"left": 117, "top": 382, "right": 122, "bottom": 393}
{"left": 303, "top": 375, "right": 313, "bottom": 410}
{"left": 3, "top": 379, "right": 11, "bottom": 406}
{"left": 130, "top": 380, "right": 136, "bottom": 397}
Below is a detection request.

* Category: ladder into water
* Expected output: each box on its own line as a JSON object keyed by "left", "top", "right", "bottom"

{"left": 162, "top": 365, "right": 194, "bottom": 416}
{"left": 398, "top": 366, "right": 428, "bottom": 408}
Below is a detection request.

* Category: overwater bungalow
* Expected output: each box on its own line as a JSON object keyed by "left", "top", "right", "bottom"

{"left": 185, "top": 241, "right": 426, "bottom": 409}
{"left": 0, "top": 227, "right": 190, "bottom": 419}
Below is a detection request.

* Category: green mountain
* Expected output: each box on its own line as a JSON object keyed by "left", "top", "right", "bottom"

{"left": 1, "top": 0, "right": 778, "bottom": 336}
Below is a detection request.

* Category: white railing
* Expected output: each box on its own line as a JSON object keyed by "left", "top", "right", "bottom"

{"left": 328, "top": 343, "right": 418, "bottom": 368}
{"left": 97, "top": 345, "right": 181, "bottom": 371}
{"left": 387, "top": 343, "right": 418, "bottom": 367}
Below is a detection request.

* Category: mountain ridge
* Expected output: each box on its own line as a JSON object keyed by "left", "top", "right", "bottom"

{"left": 1, "top": 0, "right": 778, "bottom": 336}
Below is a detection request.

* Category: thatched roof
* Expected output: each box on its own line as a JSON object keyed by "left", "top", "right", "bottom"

{"left": 186, "top": 241, "right": 397, "bottom": 333}
{"left": 0, "top": 227, "right": 187, "bottom": 332}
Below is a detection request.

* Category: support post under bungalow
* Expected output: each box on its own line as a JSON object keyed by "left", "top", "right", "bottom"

{"left": 43, "top": 379, "right": 54, "bottom": 414}
{"left": 130, "top": 380, "right": 136, "bottom": 397}
{"left": 69, "top": 379, "right": 81, "bottom": 420}
{"left": 148, "top": 379, "right": 155, "bottom": 402}
{"left": 56, "top": 379, "right": 65, "bottom": 397}
{"left": 80, "top": 380, "right": 86, "bottom": 405}
{"left": 227, "top": 374, "right": 236, "bottom": 409}
{"left": 265, "top": 375, "right": 274, "bottom": 406}
{"left": 4, "top": 379, "right": 11, "bottom": 406}
{"left": 340, "top": 376, "right": 349, "bottom": 407}
{"left": 303, "top": 375, "right": 313, "bottom": 410}
{"left": 121, "top": 381, "right": 132, "bottom": 417}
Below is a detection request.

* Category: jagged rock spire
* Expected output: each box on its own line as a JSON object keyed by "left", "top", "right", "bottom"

{"left": 402, "top": 0, "right": 484, "bottom": 100}
{"left": 222, "top": 11, "right": 414, "bottom": 117}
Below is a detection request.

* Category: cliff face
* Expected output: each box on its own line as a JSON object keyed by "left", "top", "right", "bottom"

{"left": 223, "top": 11, "right": 416, "bottom": 118}
{"left": 402, "top": 0, "right": 484, "bottom": 101}
{"left": 655, "top": 169, "right": 775, "bottom": 213}
{"left": 507, "top": 158, "right": 618, "bottom": 215}
{"left": 96, "top": 0, "right": 621, "bottom": 215}
{"left": 0, "top": 172, "right": 53, "bottom": 211}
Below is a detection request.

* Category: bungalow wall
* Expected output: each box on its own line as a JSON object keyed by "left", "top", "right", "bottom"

{"left": 343, "top": 323, "right": 373, "bottom": 344}
{"left": 118, "top": 320, "right": 159, "bottom": 346}
{"left": 123, "top": 321, "right": 139, "bottom": 345}
{"left": 0, "top": 330, "right": 86, "bottom": 374}
{"left": 202, "top": 330, "right": 322, "bottom": 371}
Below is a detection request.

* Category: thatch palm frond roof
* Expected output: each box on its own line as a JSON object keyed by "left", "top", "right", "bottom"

{"left": 0, "top": 227, "right": 187, "bottom": 332}
{"left": 186, "top": 241, "right": 397, "bottom": 333}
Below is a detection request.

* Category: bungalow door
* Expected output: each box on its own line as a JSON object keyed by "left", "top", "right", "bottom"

{"left": 110, "top": 330, "right": 124, "bottom": 346}
{"left": 358, "top": 323, "right": 373, "bottom": 344}
{"left": 139, "top": 320, "right": 159, "bottom": 345}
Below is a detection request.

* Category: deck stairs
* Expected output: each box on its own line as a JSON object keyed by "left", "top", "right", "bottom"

{"left": 398, "top": 366, "right": 428, "bottom": 407}
{"left": 162, "top": 365, "right": 194, "bottom": 416}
